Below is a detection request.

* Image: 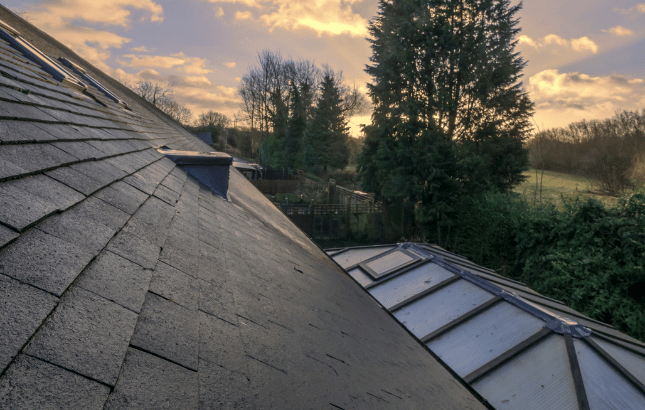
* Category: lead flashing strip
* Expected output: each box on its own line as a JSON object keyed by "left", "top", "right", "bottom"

{"left": 464, "top": 327, "right": 553, "bottom": 385}
{"left": 565, "top": 333, "right": 591, "bottom": 410}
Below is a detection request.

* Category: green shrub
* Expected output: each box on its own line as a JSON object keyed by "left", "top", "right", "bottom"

{"left": 434, "top": 189, "right": 645, "bottom": 341}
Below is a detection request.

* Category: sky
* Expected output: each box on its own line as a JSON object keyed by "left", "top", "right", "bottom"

{"left": 4, "top": 0, "right": 645, "bottom": 136}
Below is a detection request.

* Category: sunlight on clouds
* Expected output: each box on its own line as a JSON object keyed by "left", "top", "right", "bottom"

{"left": 529, "top": 69, "right": 645, "bottom": 128}
{"left": 20, "top": 0, "right": 164, "bottom": 73}
{"left": 571, "top": 36, "right": 598, "bottom": 53}
{"left": 602, "top": 26, "right": 634, "bottom": 36}
{"left": 224, "top": 62, "right": 237, "bottom": 68}
{"left": 24, "top": 0, "right": 163, "bottom": 28}
{"left": 519, "top": 34, "right": 598, "bottom": 54}
{"left": 216, "top": 7, "right": 225, "bottom": 17}
{"left": 206, "top": 0, "right": 261, "bottom": 8}
{"left": 121, "top": 54, "right": 186, "bottom": 69}
{"left": 235, "top": 11, "right": 254, "bottom": 20}
{"left": 210, "top": 0, "right": 368, "bottom": 36}
{"left": 614, "top": 4, "right": 645, "bottom": 14}
{"left": 259, "top": 0, "right": 368, "bottom": 36}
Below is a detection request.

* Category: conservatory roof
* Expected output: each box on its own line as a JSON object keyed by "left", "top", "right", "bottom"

{"left": 328, "top": 243, "right": 645, "bottom": 410}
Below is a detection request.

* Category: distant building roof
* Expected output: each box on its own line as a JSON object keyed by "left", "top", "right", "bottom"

{"left": 0, "top": 6, "right": 488, "bottom": 409}
{"left": 328, "top": 243, "right": 645, "bottom": 410}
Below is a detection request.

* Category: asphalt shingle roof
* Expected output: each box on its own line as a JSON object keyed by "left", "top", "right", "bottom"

{"left": 0, "top": 6, "right": 488, "bottom": 409}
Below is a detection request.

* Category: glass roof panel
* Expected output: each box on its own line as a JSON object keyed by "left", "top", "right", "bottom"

{"left": 427, "top": 301, "right": 546, "bottom": 377}
{"left": 472, "top": 334, "right": 578, "bottom": 410}
{"left": 347, "top": 268, "right": 374, "bottom": 287}
{"left": 591, "top": 337, "right": 645, "bottom": 386}
{"left": 332, "top": 247, "right": 393, "bottom": 268}
{"left": 393, "top": 279, "right": 495, "bottom": 338}
{"left": 369, "top": 262, "right": 455, "bottom": 309}
{"left": 575, "top": 339, "right": 645, "bottom": 410}
{"left": 363, "top": 250, "right": 415, "bottom": 276}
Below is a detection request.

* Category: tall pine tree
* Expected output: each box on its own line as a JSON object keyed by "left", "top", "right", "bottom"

{"left": 305, "top": 74, "right": 350, "bottom": 180}
{"left": 359, "top": 0, "right": 533, "bottom": 241}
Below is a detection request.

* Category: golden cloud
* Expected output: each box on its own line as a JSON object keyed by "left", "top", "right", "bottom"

{"left": 519, "top": 34, "right": 598, "bottom": 54}
{"left": 23, "top": 0, "right": 163, "bottom": 28}
{"left": 210, "top": 0, "right": 368, "bottom": 36}
{"left": 528, "top": 69, "right": 645, "bottom": 128}
{"left": 602, "top": 26, "right": 634, "bottom": 36}
{"left": 19, "top": 0, "right": 164, "bottom": 72}
{"left": 614, "top": 3, "right": 645, "bottom": 14}
{"left": 121, "top": 54, "right": 186, "bottom": 69}
{"left": 224, "top": 62, "right": 237, "bottom": 68}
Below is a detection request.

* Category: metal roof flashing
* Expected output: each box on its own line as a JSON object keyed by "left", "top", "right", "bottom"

{"left": 158, "top": 149, "right": 232, "bottom": 200}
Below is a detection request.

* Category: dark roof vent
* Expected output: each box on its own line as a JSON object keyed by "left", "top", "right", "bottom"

{"left": 159, "top": 149, "right": 232, "bottom": 199}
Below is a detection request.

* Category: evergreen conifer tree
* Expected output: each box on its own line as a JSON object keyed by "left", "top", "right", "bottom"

{"left": 283, "top": 81, "right": 306, "bottom": 169}
{"left": 359, "top": 0, "right": 533, "bottom": 240}
{"left": 305, "top": 74, "right": 350, "bottom": 180}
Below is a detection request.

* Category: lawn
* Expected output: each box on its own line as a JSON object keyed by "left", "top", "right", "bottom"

{"left": 514, "top": 169, "right": 617, "bottom": 205}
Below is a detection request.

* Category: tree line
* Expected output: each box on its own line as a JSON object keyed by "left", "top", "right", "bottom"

{"left": 238, "top": 50, "right": 368, "bottom": 178}
{"left": 528, "top": 109, "right": 645, "bottom": 195}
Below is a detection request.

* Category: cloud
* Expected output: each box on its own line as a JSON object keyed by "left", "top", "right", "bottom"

{"left": 519, "top": 34, "right": 599, "bottom": 54}
{"left": 19, "top": 0, "right": 164, "bottom": 72}
{"left": 224, "top": 62, "right": 237, "bottom": 68}
{"left": 23, "top": 0, "right": 163, "bottom": 28}
{"left": 130, "top": 46, "right": 155, "bottom": 52}
{"left": 119, "top": 52, "right": 212, "bottom": 75}
{"left": 210, "top": 0, "right": 368, "bottom": 36}
{"left": 614, "top": 4, "right": 645, "bottom": 14}
{"left": 528, "top": 69, "right": 645, "bottom": 128}
{"left": 235, "top": 11, "right": 254, "bottom": 20}
{"left": 602, "top": 26, "right": 634, "bottom": 36}
{"left": 216, "top": 7, "right": 225, "bottom": 17}
{"left": 121, "top": 54, "right": 186, "bottom": 69}
{"left": 570, "top": 36, "right": 598, "bottom": 53}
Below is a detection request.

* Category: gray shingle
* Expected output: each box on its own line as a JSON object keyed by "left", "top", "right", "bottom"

{"left": 199, "top": 311, "right": 247, "bottom": 375}
{"left": 0, "top": 228, "right": 95, "bottom": 296}
{"left": 105, "top": 231, "right": 160, "bottom": 270}
{"left": 51, "top": 141, "right": 105, "bottom": 161}
{"left": 36, "top": 208, "right": 116, "bottom": 253}
{"left": 121, "top": 196, "right": 175, "bottom": 246}
{"left": 199, "top": 279, "right": 237, "bottom": 325}
{"left": 0, "top": 100, "right": 59, "bottom": 121}
{"left": 149, "top": 262, "right": 198, "bottom": 310}
{"left": 199, "top": 359, "right": 252, "bottom": 410}
{"left": 0, "top": 274, "right": 59, "bottom": 372}
{"left": 69, "top": 196, "right": 130, "bottom": 231}
{"left": 25, "top": 286, "right": 138, "bottom": 386}
{"left": 104, "top": 348, "right": 198, "bottom": 409}
{"left": 153, "top": 183, "right": 180, "bottom": 206}
{"left": 13, "top": 174, "right": 85, "bottom": 211}
{"left": 0, "top": 225, "right": 18, "bottom": 248}
{"left": 76, "top": 250, "right": 152, "bottom": 313}
{"left": 0, "top": 120, "right": 56, "bottom": 143}
{"left": 159, "top": 230, "right": 200, "bottom": 277}
{"left": 0, "top": 355, "right": 110, "bottom": 410}
{"left": 0, "top": 179, "right": 57, "bottom": 231}
{"left": 93, "top": 180, "right": 148, "bottom": 215}
{"left": 32, "top": 123, "right": 87, "bottom": 140}
{"left": 130, "top": 292, "right": 198, "bottom": 370}
{"left": 45, "top": 166, "right": 105, "bottom": 195}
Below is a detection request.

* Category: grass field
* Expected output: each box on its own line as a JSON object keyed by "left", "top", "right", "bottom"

{"left": 514, "top": 169, "right": 617, "bottom": 205}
